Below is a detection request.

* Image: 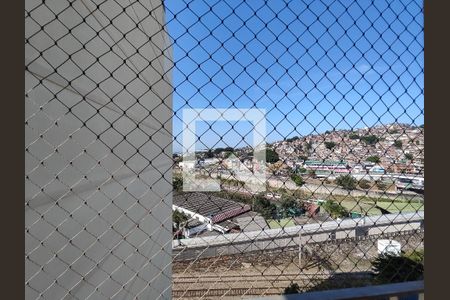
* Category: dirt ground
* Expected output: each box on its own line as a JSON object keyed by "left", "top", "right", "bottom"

{"left": 172, "top": 232, "right": 424, "bottom": 299}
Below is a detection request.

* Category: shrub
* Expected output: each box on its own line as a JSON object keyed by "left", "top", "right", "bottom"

{"left": 405, "top": 153, "right": 414, "bottom": 160}
{"left": 173, "top": 210, "right": 189, "bottom": 229}
{"left": 291, "top": 174, "right": 304, "bottom": 186}
{"left": 360, "top": 135, "right": 379, "bottom": 145}
{"left": 366, "top": 155, "right": 381, "bottom": 164}
{"left": 173, "top": 176, "right": 183, "bottom": 192}
{"left": 336, "top": 174, "right": 357, "bottom": 190}
{"left": 372, "top": 253, "right": 424, "bottom": 284}
{"left": 358, "top": 179, "right": 371, "bottom": 190}
{"left": 324, "top": 141, "right": 337, "bottom": 150}
{"left": 322, "top": 201, "right": 349, "bottom": 219}
{"left": 253, "top": 197, "right": 277, "bottom": 219}
{"left": 283, "top": 283, "right": 300, "bottom": 294}
{"left": 349, "top": 133, "right": 360, "bottom": 140}
{"left": 394, "top": 140, "right": 403, "bottom": 148}
{"left": 255, "top": 148, "right": 279, "bottom": 163}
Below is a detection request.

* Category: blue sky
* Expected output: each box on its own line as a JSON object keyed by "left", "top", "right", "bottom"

{"left": 164, "top": 0, "right": 424, "bottom": 153}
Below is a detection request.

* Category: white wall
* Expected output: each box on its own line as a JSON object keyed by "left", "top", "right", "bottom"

{"left": 25, "top": 1, "right": 172, "bottom": 299}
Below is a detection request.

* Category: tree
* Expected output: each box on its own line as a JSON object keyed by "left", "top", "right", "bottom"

{"left": 255, "top": 148, "right": 279, "bottom": 163}
{"left": 173, "top": 176, "right": 183, "bottom": 192}
{"left": 324, "top": 141, "right": 336, "bottom": 150}
{"left": 283, "top": 283, "right": 300, "bottom": 294}
{"left": 298, "top": 155, "right": 308, "bottom": 161}
{"left": 360, "top": 135, "right": 379, "bottom": 145}
{"left": 393, "top": 140, "right": 403, "bottom": 148}
{"left": 371, "top": 253, "right": 424, "bottom": 284}
{"left": 286, "top": 136, "right": 300, "bottom": 142}
{"left": 253, "top": 197, "right": 277, "bottom": 219}
{"left": 405, "top": 153, "right": 414, "bottom": 161}
{"left": 322, "top": 201, "right": 349, "bottom": 219}
{"left": 173, "top": 210, "right": 189, "bottom": 229}
{"left": 280, "top": 197, "right": 300, "bottom": 210}
{"left": 366, "top": 155, "right": 381, "bottom": 164}
{"left": 349, "top": 133, "right": 360, "bottom": 140}
{"left": 291, "top": 174, "right": 304, "bottom": 187}
{"left": 336, "top": 174, "right": 357, "bottom": 190}
{"left": 304, "top": 141, "right": 313, "bottom": 151}
{"left": 206, "top": 149, "right": 214, "bottom": 158}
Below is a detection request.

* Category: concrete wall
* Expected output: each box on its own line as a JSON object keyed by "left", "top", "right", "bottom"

{"left": 25, "top": 1, "right": 172, "bottom": 299}
{"left": 173, "top": 212, "right": 424, "bottom": 261}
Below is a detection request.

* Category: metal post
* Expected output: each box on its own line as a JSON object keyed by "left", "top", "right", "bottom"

{"left": 299, "top": 230, "right": 302, "bottom": 270}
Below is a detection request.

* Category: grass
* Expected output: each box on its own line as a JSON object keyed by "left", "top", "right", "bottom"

{"left": 372, "top": 201, "right": 424, "bottom": 213}
{"left": 325, "top": 196, "right": 424, "bottom": 216}
{"left": 268, "top": 218, "right": 296, "bottom": 229}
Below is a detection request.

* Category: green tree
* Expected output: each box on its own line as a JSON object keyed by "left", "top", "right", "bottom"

{"left": 405, "top": 153, "right": 414, "bottom": 161}
{"left": 173, "top": 210, "right": 189, "bottom": 229}
{"left": 255, "top": 148, "right": 279, "bottom": 163}
{"left": 280, "top": 197, "right": 300, "bottom": 210}
{"left": 286, "top": 136, "right": 300, "bottom": 142}
{"left": 173, "top": 176, "right": 183, "bottom": 192}
{"left": 349, "top": 133, "right": 360, "bottom": 140}
{"left": 324, "top": 141, "right": 337, "bottom": 150}
{"left": 394, "top": 140, "right": 403, "bottom": 148}
{"left": 304, "top": 141, "right": 313, "bottom": 151}
{"left": 372, "top": 253, "right": 424, "bottom": 284}
{"left": 298, "top": 155, "right": 308, "bottom": 161}
{"left": 336, "top": 174, "right": 357, "bottom": 190}
{"left": 206, "top": 149, "right": 214, "bottom": 158}
{"left": 253, "top": 197, "right": 277, "bottom": 219}
{"left": 322, "top": 201, "right": 349, "bottom": 219}
{"left": 366, "top": 155, "right": 381, "bottom": 164}
{"left": 291, "top": 174, "right": 304, "bottom": 187}
{"left": 360, "top": 135, "right": 379, "bottom": 145}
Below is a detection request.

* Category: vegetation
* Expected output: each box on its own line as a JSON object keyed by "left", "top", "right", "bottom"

{"left": 358, "top": 179, "right": 371, "bottom": 190}
{"left": 220, "top": 178, "right": 245, "bottom": 187}
{"left": 280, "top": 197, "right": 302, "bottom": 210}
{"left": 405, "top": 153, "right": 414, "bottom": 161}
{"left": 213, "top": 146, "right": 234, "bottom": 154}
{"left": 349, "top": 133, "right": 360, "bottom": 140}
{"left": 371, "top": 252, "right": 424, "bottom": 284}
{"left": 297, "top": 167, "right": 307, "bottom": 174}
{"left": 286, "top": 136, "right": 300, "bottom": 142}
{"left": 360, "top": 135, "right": 380, "bottom": 145}
{"left": 393, "top": 140, "right": 403, "bottom": 148}
{"left": 173, "top": 175, "right": 183, "bottom": 192}
{"left": 304, "top": 141, "right": 313, "bottom": 151}
{"left": 173, "top": 210, "right": 189, "bottom": 229}
{"left": 206, "top": 149, "right": 214, "bottom": 158}
{"left": 366, "top": 155, "right": 381, "bottom": 164}
{"left": 255, "top": 148, "right": 279, "bottom": 163}
{"left": 291, "top": 174, "right": 304, "bottom": 187}
{"left": 283, "top": 282, "right": 300, "bottom": 294}
{"left": 336, "top": 174, "right": 357, "bottom": 190}
{"left": 389, "top": 129, "right": 399, "bottom": 134}
{"left": 375, "top": 180, "right": 388, "bottom": 191}
{"left": 268, "top": 218, "right": 296, "bottom": 229}
{"left": 298, "top": 155, "right": 308, "bottom": 161}
{"left": 322, "top": 201, "right": 349, "bottom": 219}
{"left": 324, "top": 141, "right": 337, "bottom": 150}
{"left": 253, "top": 197, "right": 277, "bottom": 219}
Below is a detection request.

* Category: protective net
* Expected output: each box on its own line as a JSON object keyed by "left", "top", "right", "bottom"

{"left": 25, "top": 0, "right": 424, "bottom": 299}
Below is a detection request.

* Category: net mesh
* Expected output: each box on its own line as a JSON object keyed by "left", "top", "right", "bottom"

{"left": 25, "top": 0, "right": 424, "bottom": 299}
